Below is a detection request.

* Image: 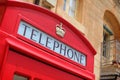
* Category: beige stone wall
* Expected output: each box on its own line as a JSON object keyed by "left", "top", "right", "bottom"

{"left": 15, "top": 0, "right": 120, "bottom": 80}
{"left": 82, "top": 0, "right": 120, "bottom": 80}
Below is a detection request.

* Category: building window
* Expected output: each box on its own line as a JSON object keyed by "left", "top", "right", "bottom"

{"left": 63, "top": 0, "right": 67, "bottom": 11}
{"left": 33, "top": 0, "right": 57, "bottom": 10}
{"left": 68, "top": 0, "right": 77, "bottom": 17}
{"left": 103, "top": 25, "right": 113, "bottom": 57}
{"left": 34, "top": 0, "right": 40, "bottom": 5}
{"left": 103, "top": 31, "right": 110, "bottom": 57}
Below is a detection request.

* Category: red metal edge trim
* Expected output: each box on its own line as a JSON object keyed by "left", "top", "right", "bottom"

{"left": 5, "top": 36, "right": 95, "bottom": 80}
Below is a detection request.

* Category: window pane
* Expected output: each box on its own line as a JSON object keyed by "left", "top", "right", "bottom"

{"left": 69, "top": 0, "right": 76, "bottom": 17}
{"left": 63, "top": 0, "right": 67, "bottom": 10}
{"left": 13, "top": 74, "right": 28, "bottom": 80}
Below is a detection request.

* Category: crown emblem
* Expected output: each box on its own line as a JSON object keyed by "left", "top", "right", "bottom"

{"left": 56, "top": 23, "right": 65, "bottom": 37}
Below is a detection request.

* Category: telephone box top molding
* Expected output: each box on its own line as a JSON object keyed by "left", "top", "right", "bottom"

{"left": 0, "top": 0, "right": 17, "bottom": 4}
{"left": 0, "top": 0, "right": 96, "bottom": 55}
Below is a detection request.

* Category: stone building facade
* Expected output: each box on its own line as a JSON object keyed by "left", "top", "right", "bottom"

{"left": 18, "top": 0, "right": 120, "bottom": 80}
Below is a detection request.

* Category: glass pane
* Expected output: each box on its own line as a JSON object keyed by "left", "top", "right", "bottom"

{"left": 69, "top": 0, "right": 76, "bottom": 17}
{"left": 13, "top": 74, "right": 28, "bottom": 80}
{"left": 63, "top": 0, "right": 67, "bottom": 10}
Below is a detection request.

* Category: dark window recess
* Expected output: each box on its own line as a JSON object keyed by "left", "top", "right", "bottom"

{"left": 34, "top": 0, "right": 40, "bottom": 5}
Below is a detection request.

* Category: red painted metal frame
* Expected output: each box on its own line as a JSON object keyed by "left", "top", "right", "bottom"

{"left": 0, "top": 0, "right": 96, "bottom": 80}
{"left": 2, "top": 50, "right": 85, "bottom": 80}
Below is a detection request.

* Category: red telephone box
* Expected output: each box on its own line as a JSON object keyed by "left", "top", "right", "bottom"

{"left": 0, "top": 0, "right": 96, "bottom": 80}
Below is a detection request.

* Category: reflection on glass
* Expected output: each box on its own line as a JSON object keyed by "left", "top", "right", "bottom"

{"left": 13, "top": 74, "right": 28, "bottom": 80}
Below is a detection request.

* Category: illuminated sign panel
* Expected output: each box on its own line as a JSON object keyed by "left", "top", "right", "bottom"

{"left": 18, "top": 21, "right": 86, "bottom": 66}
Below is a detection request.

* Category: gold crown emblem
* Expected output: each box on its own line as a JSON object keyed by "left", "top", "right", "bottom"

{"left": 56, "top": 23, "right": 65, "bottom": 37}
